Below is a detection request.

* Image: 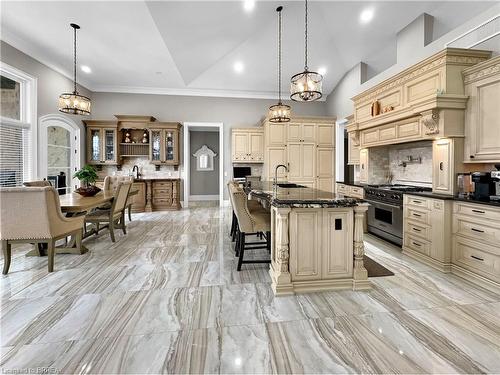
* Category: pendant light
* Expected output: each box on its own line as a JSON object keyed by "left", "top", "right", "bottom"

{"left": 58, "top": 23, "right": 91, "bottom": 116}
{"left": 269, "top": 6, "right": 291, "bottom": 123}
{"left": 290, "top": 0, "right": 322, "bottom": 102}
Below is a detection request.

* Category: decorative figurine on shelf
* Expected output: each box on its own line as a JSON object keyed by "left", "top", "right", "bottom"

{"left": 124, "top": 131, "right": 131, "bottom": 143}
{"left": 371, "top": 100, "right": 380, "bottom": 116}
{"left": 142, "top": 131, "right": 148, "bottom": 144}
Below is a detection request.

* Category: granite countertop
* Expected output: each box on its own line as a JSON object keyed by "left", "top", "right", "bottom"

{"left": 335, "top": 180, "right": 368, "bottom": 188}
{"left": 404, "top": 191, "right": 500, "bottom": 207}
{"left": 246, "top": 181, "right": 360, "bottom": 208}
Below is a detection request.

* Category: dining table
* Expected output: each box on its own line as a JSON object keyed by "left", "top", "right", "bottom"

{"left": 26, "top": 189, "right": 138, "bottom": 257}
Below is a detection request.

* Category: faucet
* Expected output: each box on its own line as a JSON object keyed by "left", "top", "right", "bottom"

{"left": 274, "top": 164, "right": 288, "bottom": 186}
{"left": 132, "top": 165, "right": 141, "bottom": 179}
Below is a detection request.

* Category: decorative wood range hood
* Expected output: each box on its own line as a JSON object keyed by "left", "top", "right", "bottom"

{"left": 347, "top": 48, "right": 492, "bottom": 149}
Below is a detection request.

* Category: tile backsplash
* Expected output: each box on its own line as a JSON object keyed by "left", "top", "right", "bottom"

{"left": 98, "top": 157, "right": 180, "bottom": 180}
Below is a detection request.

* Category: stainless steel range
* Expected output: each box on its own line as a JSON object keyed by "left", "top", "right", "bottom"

{"left": 364, "top": 184, "right": 430, "bottom": 246}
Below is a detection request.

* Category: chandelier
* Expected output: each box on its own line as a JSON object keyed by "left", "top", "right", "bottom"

{"left": 290, "top": 0, "right": 323, "bottom": 102}
{"left": 58, "top": 23, "right": 91, "bottom": 116}
{"left": 269, "top": 6, "right": 291, "bottom": 123}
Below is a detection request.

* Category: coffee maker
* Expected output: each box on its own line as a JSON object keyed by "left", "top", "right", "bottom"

{"left": 471, "top": 172, "right": 495, "bottom": 201}
{"left": 491, "top": 165, "right": 500, "bottom": 201}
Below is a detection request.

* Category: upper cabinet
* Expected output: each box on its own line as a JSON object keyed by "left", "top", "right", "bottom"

{"left": 149, "top": 124, "right": 181, "bottom": 166}
{"left": 84, "top": 121, "right": 119, "bottom": 165}
{"left": 231, "top": 128, "right": 264, "bottom": 163}
{"left": 287, "top": 122, "right": 316, "bottom": 143}
{"left": 463, "top": 56, "right": 500, "bottom": 163}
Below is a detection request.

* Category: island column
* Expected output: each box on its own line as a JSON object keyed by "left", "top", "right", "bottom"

{"left": 353, "top": 203, "right": 370, "bottom": 290}
{"left": 270, "top": 206, "right": 294, "bottom": 295}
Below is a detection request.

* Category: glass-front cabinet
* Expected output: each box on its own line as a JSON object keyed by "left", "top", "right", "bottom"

{"left": 149, "top": 124, "right": 180, "bottom": 165}
{"left": 84, "top": 122, "right": 118, "bottom": 165}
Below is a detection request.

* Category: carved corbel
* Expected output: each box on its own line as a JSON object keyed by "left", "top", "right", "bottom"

{"left": 420, "top": 109, "right": 440, "bottom": 135}
{"left": 348, "top": 130, "right": 360, "bottom": 147}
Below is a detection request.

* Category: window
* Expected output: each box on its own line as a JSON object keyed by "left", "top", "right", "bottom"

{"left": 0, "top": 62, "right": 37, "bottom": 186}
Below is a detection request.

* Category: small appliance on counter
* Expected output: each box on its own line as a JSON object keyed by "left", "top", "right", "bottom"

{"left": 471, "top": 172, "right": 495, "bottom": 201}
{"left": 457, "top": 173, "right": 473, "bottom": 198}
{"left": 491, "top": 165, "right": 500, "bottom": 201}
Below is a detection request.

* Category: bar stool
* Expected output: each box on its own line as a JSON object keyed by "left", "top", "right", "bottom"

{"left": 228, "top": 183, "right": 271, "bottom": 271}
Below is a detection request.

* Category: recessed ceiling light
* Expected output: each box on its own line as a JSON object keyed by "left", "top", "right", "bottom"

{"left": 243, "top": 0, "right": 255, "bottom": 12}
{"left": 360, "top": 8, "right": 374, "bottom": 24}
{"left": 318, "top": 67, "right": 327, "bottom": 76}
{"left": 234, "top": 61, "right": 244, "bottom": 73}
{"left": 81, "top": 65, "right": 91, "bottom": 74}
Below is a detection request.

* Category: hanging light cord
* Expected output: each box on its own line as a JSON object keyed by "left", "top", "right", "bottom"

{"left": 304, "top": 0, "right": 308, "bottom": 71}
{"left": 278, "top": 7, "right": 282, "bottom": 104}
{"left": 73, "top": 25, "right": 77, "bottom": 94}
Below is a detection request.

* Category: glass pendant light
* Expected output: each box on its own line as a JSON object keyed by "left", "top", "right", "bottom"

{"left": 269, "top": 6, "right": 291, "bottom": 123}
{"left": 58, "top": 23, "right": 91, "bottom": 116}
{"left": 290, "top": 0, "right": 323, "bottom": 102}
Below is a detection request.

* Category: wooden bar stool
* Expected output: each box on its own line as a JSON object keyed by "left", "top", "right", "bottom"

{"left": 228, "top": 183, "right": 271, "bottom": 271}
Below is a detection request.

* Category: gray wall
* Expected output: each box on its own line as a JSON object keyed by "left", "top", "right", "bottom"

{"left": 90, "top": 92, "right": 327, "bottom": 199}
{"left": 0, "top": 41, "right": 92, "bottom": 174}
{"left": 189, "top": 130, "right": 219, "bottom": 196}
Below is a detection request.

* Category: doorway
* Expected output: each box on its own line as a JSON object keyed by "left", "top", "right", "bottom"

{"left": 39, "top": 114, "right": 80, "bottom": 193}
{"left": 183, "top": 122, "right": 224, "bottom": 208}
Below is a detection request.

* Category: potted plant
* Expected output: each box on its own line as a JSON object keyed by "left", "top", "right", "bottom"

{"left": 74, "top": 165, "right": 101, "bottom": 196}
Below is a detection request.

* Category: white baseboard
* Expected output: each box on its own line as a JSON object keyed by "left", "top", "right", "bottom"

{"left": 189, "top": 195, "right": 219, "bottom": 201}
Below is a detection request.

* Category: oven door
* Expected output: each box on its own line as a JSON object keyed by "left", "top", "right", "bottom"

{"left": 366, "top": 199, "right": 403, "bottom": 246}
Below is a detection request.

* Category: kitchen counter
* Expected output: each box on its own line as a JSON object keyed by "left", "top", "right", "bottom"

{"left": 244, "top": 181, "right": 371, "bottom": 295}
{"left": 247, "top": 181, "right": 359, "bottom": 208}
{"left": 336, "top": 181, "right": 368, "bottom": 188}
{"left": 405, "top": 191, "right": 500, "bottom": 207}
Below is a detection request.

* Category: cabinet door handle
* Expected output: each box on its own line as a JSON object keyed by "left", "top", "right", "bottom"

{"left": 412, "top": 241, "right": 421, "bottom": 247}
{"left": 472, "top": 209, "right": 485, "bottom": 214}
{"left": 439, "top": 162, "right": 444, "bottom": 171}
{"left": 470, "top": 255, "right": 484, "bottom": 261}
{"left": 412, "top": 200, "right": 422, "bottom": 204}
{"left": 413, "top": 213, "right": 421, "bottom": 217}
{"left": 471, "top": 228, "right": 484, "bottom": 233}
{"left": 412, "top": 228, "right": 421, "bottom": 232}
{"left": 470, "top": 155, "right": 475, "bottom": 159}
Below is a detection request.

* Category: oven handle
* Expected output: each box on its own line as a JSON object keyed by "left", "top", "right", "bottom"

{"left": 364, "top": 199, "right": 402, "bottom": 210}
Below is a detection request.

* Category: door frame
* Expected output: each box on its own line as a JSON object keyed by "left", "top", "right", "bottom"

{"left": 39, "top": 114, "right": 81, "bottom": 191}
{"left": 182, "top": 122, "right": 224, "bottom": 208}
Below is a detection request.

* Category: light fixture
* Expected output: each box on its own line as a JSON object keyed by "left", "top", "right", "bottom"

{"left": 58, "top": 23, "right": 91, "bottom": 116}
{"left": 360, "top": 8, "right": 374, "bottom": 24}
{"left": 81, "top": 65, "right": 91, "bottom": 74}
{"left": 290, "top": 0, "right": 323, "bottom": 102}
{"left": 269, "top": 6, "right": 291, "bottom": 123}
{"left": 243, "top": 0, "right": 255, "bottom": 12}
{"left": 234, "top": 61, "right": 244, "bottom": 73}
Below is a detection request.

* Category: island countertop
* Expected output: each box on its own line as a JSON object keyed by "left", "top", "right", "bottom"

{"left": 245, "top": 181, "right": 360, "bottom": 208}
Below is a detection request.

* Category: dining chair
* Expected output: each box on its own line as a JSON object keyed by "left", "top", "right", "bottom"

{"left": 0, "top": 186, "right": 84, "bottom": 274}
{"left": 23, "top": 180, "right": 52, "bottom": 187}
{"left": 85, "top": 181, "right": 132, "bottom": 242}
{"left": 103, "top": 175, "right": 135, "bottom": 221}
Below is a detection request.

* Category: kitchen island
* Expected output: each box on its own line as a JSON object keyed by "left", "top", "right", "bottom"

{"left": 247, "top": 181, "right": 370, "bottom": 295}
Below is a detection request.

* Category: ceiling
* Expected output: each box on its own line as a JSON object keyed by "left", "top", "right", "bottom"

{"left": 0, "top": 1, "right": 495, "bottom": 99}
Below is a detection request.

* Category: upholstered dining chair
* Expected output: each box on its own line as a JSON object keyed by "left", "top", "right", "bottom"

{"left": 85, "top": 181, "right": 132, "bottom": 242}
{"left": 0, "top": 186, "right": 85, "bottom": 274}
{"left": 23, "top": 180, "right": 52, "bottom": 187}
{"left": 103, "top": 175, "right": 134, "bottom": 221}
{"left": 228, "top": 183, "right": 271, "bottom": 271}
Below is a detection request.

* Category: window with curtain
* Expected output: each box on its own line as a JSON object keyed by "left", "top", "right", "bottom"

{"left": 0, "top": 64, "right": 36, "bottom": 186}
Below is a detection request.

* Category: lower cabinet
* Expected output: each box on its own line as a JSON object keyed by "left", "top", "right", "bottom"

{"left": 359, "top": 149, "right": 369, "bottom": 184}
{"left": 149, "top": 179, "right": 181, "bottom": 211}
{"left": 130, "top": 182, "right": 146, "bottom": 212}
{"left": 289, "top": 208, "right": 353, "bottom": 281}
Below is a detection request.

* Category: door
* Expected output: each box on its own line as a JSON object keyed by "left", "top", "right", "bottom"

{"left": 164, "top": 129, "right": 179, "bottom": 165}
{"left": 248, "top": 132, "right": 264, "bottom": 162}
{"left": 232, "top": 132, "right": 249, "bottom": 161}
{"left": 267, "top": 147, "right": 287, "bottom": 180}
{"left": 317, "top": 124, "right": 334, "bottom": 147}
{"left": 317, "top": 147, "right": 334, "bottom": 178}
{"left": 301, "top": 123, "right": 316, "bottom": 142}
{"left": 150, "top": 129, "right": 162, "bottom": 164}
{"left": 317, "top": 178, "right": 333, "bottom": 192}
{"left": 359, "top": 149, "right": 369, "bottom": 183}
{"left": 287, "top": 143, "right": 302, "bottom": 180}
{"left": 322, "top": 209, "right": 353, "bottom": 278}
{"left": 103, "top": 128, "right": 117, "bottom": 164}
{"left": 87, "top": 128, "right": 102, "bottom": 164}
{"left": 289, "top": 209, "right": 321, "bottom": 281}
{"left": 433, "top": 139, "right": 453, "bottom": 195}
{"left": 301, "top": 143, "right": 316, "bottom": 180}
{"left": 267, "top": 122, "right": 287, "bottom": 146}
{"left": 287, "top": 123, "right": 301, "bottom": 142}
{"left": 348, "top": 137, "right": 360, "bottom": 165}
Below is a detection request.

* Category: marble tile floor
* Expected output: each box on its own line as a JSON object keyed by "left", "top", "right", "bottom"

{"left": 1, "top": 206, "right": 499, "bottom": 374}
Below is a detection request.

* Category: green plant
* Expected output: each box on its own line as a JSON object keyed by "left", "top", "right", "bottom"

{"left": 74, "top": 165, "right": 98, "bottom": 187}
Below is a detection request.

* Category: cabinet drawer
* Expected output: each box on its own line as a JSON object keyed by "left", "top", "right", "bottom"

{"left": 153, "top": 188, "right": 172, "bottom": 197}
{"left": 337, "top": 184, "right": 348, "bottom": 194}
{"left": 404, "top": 195, "right": 431, "bottom": 210}
{"left": 453, "top": 202, "right": 500, "bottom": 223}
{"left": 153, "top": 181, "right": 173, "bottom": 188}
{"left": 453, "top": 216, "right": 500, "bottom": 251}
{"left": 453, "top": 236, "right": 500, "bottom": 282}
{"left": 406, "top": 208, "right": 430, "bottom": 224}
{"left": 153, "top": 198, "right": 172, "bottom": 205}
{"left": 405, "top": 220, "right": 431, "bottom": 241}
{"left": 404, "top": 234, "right": 431, "bottom": 256}
{"left": 348, "top": 186, "right": 364, "bottom": 199}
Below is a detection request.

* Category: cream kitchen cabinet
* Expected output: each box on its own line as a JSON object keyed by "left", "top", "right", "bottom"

{"left": 317, "top": 123, "right": 335, "bottom": 147}
{"left": 266, "top": 146, "right": 287, "bottom": 180}
{"left": 266, "top": 122, "right": 287, "bottom": 146}
{"left": 287, "top": 122, "right": 316, "bottom": 143}
{"left": 287, "top": 143, "right": 316, "bottom": 181}
{"left": 463, "top": 56, "right": 500, "bottom": 163}
{"left": 290, "top": 208, "right": 353, "bottom": 281}
{"left": 316, "top": 147, "right": 335, "bottom": 192}
{"left": 231, "top": 128, "right": 264, "bottom": 163}
{"left": 348, "top": 136, "right": 360, "bottom": 165}
{"left": 432, "top": 138, "right": 463, "bottom": 196}
{"left": 359, "top": 149, "right": 369, "bottom": 184}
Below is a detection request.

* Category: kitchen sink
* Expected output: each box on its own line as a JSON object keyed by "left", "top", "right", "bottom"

{"left": 276, "top": 183, "right": 306, "bottom": 188}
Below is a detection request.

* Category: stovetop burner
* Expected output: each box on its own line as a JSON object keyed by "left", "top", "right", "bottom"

{"left": 364, "top": 184, "right": 431, "bottom": 205}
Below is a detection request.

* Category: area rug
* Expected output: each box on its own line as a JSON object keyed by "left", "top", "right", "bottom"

{"left": 364, "top": 255, "right": 394, "bottom": 277}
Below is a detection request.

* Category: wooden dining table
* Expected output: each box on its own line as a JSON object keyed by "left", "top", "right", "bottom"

{"left": 27, "top": 189, "right": 138, "bottom": 257}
